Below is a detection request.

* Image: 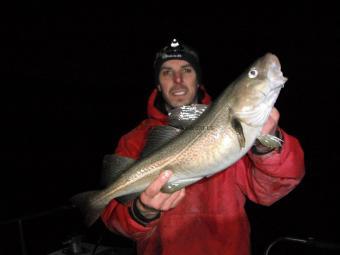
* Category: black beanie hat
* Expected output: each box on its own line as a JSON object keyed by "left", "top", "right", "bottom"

{"left": 153, "top": 38, "right": 202, "bottom": 84}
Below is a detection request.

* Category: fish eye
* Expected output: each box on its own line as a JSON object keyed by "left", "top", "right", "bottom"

{"left": 248, "top": 68, "right": 258, "bottom": 78}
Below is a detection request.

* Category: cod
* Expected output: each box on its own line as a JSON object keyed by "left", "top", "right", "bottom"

{"left": 71, "top": 53, "right": 287, "bottom": 227}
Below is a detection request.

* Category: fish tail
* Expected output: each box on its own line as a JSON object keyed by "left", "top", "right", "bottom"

{"left": 70, "top": 190, "right": 105, "bottom": 227}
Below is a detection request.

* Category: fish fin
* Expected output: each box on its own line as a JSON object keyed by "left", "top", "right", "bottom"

{"left": 256, "top": 134, "right": 283, "bottom": 149}
{"left": 116, "top": 192, "right": 140, "bottom": 204}
{"left": 161, "top": 177, "right": 203, "bottom": 193}
{"left": 70, "top": 190, "right": 105, "bottom": 227}
{"left": 231, "top": 117, "right": 246, "bottom": 148}
{"left": 140, "top": 126, "right": 182, "bottom": 158}
{"left": 100, "top": 154, "right": 135, "bottom": 187}
{"left": 168, "top": 104, "right": 208, "bottom": 129}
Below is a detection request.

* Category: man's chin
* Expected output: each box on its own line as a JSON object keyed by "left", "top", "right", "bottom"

{"left": 167, "top": 97, "right": 197, "bottom": 108}
{"left": 170, "top": 100, "right": 190, "bottom": 108}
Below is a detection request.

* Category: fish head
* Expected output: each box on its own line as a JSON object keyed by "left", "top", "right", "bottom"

{"left": 228, "top": 53, "right": 287, "bottom": 127}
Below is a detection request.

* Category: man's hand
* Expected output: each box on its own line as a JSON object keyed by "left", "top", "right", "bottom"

{"left": 261, "top": 107, "right": 280, "bottom": 136}
{"left": 253, "top": 107, "right": 281, "bottom": 154}
{"left": 136, "top": 170, "right": 185, "bottom": 219}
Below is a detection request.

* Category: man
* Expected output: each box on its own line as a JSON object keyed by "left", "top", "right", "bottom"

{"left": 101, "top": 39, "right": 305, "bottom": 255}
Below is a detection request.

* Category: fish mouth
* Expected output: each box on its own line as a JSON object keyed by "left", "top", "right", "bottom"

{"left": 256, "top": 54, "right": 287, "bottom": 107}
{"left": 266, "top": 54, "right": 288, "bottom": 90}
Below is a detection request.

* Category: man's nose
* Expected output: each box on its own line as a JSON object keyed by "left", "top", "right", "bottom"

{"left": 173, "top": 71, "right": 183, "bottom": 84}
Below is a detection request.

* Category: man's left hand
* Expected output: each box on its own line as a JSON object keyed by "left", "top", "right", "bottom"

{"left": 253, "top": 107, "right": 280, "bottom": 154}
{"left": 261, "top": 107, "right": 279, "bottom": 136}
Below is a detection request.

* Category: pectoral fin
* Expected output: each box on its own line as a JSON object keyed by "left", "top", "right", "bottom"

{"left": 161, "top": 177, "right": 203, "bottom": 193}
{"left": 231, "top": 117, "right": 245, "bottom": 148}
{"left": 256, "top": 134, "right": 283, "bottom": 149}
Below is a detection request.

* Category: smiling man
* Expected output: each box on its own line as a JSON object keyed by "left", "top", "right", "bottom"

{"left": 100, "top": 39, "right": 305, "bottom": 255}
{"left": 153, "top": 39, "right": 203, "bottom": 110}
{"left": 157, "top": 59, "right": 198, "bottom": 108}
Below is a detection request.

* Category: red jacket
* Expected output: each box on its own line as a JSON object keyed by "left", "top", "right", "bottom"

{"left": 102, "top": 88, "right": 305, "bottom": 255}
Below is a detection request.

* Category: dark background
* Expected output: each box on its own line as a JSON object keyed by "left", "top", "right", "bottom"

{"left": 1, "top": 2, "right": 339, "bottom": 255}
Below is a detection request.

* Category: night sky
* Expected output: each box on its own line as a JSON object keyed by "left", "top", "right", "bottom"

{"left": 1, "top": 2, "right": 339, "bottom": 255}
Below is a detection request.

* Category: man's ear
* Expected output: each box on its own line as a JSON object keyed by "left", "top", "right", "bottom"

{"left": 157, "top": 85, "right": 161, "bottom": 92}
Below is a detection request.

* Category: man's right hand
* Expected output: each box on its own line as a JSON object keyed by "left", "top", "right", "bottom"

{"left": 136, "top": 170, "right": 186, "bottom": 219}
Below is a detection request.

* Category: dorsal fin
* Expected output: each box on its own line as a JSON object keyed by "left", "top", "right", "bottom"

{"left": 140, "top": 125, "right": 182, "bottom": 158}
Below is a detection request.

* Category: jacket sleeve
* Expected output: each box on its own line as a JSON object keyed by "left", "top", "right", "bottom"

{"left": 101, "top": 121, "right": 160, "bottom": 240}
{"left": 235, "top": 129, "right": 305, "bottom": 205}
{"left": 101, "top": 199, "right": 159, "bottom": 241}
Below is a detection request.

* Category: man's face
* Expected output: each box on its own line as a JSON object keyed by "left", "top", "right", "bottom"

{"left": 157, "top": 59, "right": 199, "bottom": 109}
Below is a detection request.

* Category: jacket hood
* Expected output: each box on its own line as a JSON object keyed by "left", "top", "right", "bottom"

{"left": 147, "top": 86, "right": 212, "bottom": 122}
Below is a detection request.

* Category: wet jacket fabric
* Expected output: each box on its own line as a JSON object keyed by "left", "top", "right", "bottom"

{"left": 101, "top": 88, "right": 305, "bottom": 255}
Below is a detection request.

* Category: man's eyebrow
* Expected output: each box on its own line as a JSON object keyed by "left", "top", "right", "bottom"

{"left": 160, "top": 66, "right": 172, "bottom": 70}
{"left": 181, "top": 64, "right": 193, "bottom": 68}
{"left": 160, "top": 64, "right": 193, "bottom": 70}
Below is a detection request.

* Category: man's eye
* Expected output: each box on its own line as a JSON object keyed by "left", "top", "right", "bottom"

{"left": 161, "top": 70, "right": 172, "bottom": 76}
{"left": 183, "top": 68, "right": 192, "bottom": 73}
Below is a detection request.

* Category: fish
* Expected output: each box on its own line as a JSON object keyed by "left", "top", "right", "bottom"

{"left": 70, "top": 53, "right": 287, "bottom": 227}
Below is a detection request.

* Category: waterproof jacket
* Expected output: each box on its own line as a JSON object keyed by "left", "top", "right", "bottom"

{"left": 102, "top": 87, "right": 305, "bottom": 255}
